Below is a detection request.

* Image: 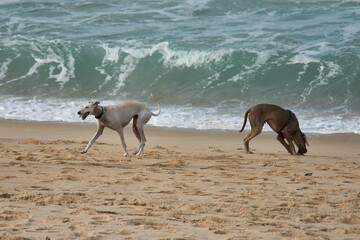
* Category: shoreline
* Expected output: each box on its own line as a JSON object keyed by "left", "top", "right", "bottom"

{"left": 2, "top": 117, "right": 360, "bottom": 135}
{"left": 1, "top": 119, "right": 360, "bottom": 239}
{"left": 1, "top": 118, "right": 359, "bottom": 156}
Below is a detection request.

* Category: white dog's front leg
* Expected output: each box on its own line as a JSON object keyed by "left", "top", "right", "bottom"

{"left": 82, "top": 126, "right": 104, "bottom": 154}
{"left": 117, "top": 128, "right": 129, "bottom": 157}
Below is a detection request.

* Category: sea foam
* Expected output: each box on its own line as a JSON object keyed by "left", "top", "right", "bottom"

{"left": 1, "top": 96, "right": 359, "bottom": 134}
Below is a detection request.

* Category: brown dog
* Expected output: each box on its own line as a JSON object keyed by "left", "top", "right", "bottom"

{"left": 239, "top": 104, "right": 308, "bottom": 155}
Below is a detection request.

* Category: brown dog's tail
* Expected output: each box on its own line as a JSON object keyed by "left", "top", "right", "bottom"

{"left": 239, "top": 108, "right": 251, "bottom": 132}
{"left": 151, "top": 94, "right": 161, "bottom": 117}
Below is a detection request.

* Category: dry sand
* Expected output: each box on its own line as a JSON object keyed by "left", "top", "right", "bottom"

{"left": 0, "top": 119, "right": 359, "bottom": 240}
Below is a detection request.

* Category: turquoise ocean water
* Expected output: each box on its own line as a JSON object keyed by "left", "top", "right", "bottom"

{"left": 0, "top": 0, "right": 359, "bottom": 133}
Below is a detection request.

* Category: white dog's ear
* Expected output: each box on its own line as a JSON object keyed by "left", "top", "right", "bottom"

{"left": 94, "top": 101, "right": 100, "bottom": 106}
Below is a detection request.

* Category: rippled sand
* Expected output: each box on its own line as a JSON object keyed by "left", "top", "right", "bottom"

{"left": 1, "top": 120, "right": 359, "bottom": 240}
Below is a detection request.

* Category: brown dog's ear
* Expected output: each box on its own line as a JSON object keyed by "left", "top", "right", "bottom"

{"left": 303, "top": 133, "right": 309, "bottom": 146}
{"left": 94, "top": 101, "right": 100, "bottom": 106}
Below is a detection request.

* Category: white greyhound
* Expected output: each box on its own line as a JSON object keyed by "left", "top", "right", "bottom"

{"left": 77, "top": 95, "right": 161, "bottom": 156}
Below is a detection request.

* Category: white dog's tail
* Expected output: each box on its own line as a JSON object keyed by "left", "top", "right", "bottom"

{"left": 151, "top": 94, "right": 161, "bottom": 116}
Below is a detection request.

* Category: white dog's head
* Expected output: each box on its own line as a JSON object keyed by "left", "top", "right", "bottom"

{"left": 77, "top": 101, "right": 100, "bottom": 120}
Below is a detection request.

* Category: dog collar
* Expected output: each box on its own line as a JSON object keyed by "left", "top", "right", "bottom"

{"left": 95, "top": 106, "right": 106, "bottom": 120}
{"left": 277, "top": 110, "right": 293, "bottom": 137}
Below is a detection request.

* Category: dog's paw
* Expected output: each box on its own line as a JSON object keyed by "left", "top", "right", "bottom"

{"left": 133, "top": 149, "right": 143, "bottom": 156}
{"left": 123, "top": 153, "right": 129, "bottom": 157}
{"left": 81, "top": 150, "right": 87, "bottom": 154}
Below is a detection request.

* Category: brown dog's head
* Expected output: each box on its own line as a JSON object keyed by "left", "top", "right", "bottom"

{"left": 293, "top": 131, "right": 309, "bottom": 155}
{"left": 77, "top": 101, "right": 100, "bottom": 120}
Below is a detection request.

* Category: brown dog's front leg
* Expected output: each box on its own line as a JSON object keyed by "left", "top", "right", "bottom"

{"left": 276, "top": 134, "right": 293, "bottom": 155}
{"left": 282, "top": 132, "right": 297, "bottom": 155}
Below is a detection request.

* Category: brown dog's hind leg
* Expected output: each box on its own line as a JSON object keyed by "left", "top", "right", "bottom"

{"left": 243, "top": 112, "right": 265, "bottom": 154}
{"left": 243, "top": 128, "right": 262, "bottom": 154}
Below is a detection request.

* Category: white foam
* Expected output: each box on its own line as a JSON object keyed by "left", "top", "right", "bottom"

{"left": 325, "top": 61, "right": 341, "bottom": 78}
{"left": 297, "top": 59, "right": 342, "bottom": 104}
{"left": 288, "top": 54, "right": 319, "bottom": 65}
{"left": 1, "top": 96, "right": 358, "bottom": 134}
{"left": 227, "top": 73, "right": 243, "bottom": 83}
{"left": 288, "top": 53, "right": 321, "bottom": 85}
{"left": 0, "top": 0, "right": 22, "bottom": 6}
{"left": 94, "top": 42, "right": 234, "bottom": 93}
{"left": 3, "top": 41, "right": 76, "bottom": 88}
{"left": 0, "top": 58, "right": 12, "bottom": 80}
{"left": 176, "top": 0, "right": 212, "bottom": 16}
{"left": 101, "top": 44, "right": 121, "bottom": 63}
{"left": 343, "top": 22, "right": 360, "bottom": 41}
{"left": 32, "top": 50, "right": 75, "bottom": 87}
{"left": 113, "top": 55, "right": 138, "bottom": 94}
{"left": 226, "top": 50, "right": 271, "bottom": 84}
{"left": 120, "top": 42, "right": 233, "bottom": 69}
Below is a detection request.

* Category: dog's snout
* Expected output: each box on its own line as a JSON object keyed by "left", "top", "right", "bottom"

{"left": 299, "top": 148, "right": 307, "bottom": 154}
{"left": 77, "top": 111, "right": 81, "bottom": 115}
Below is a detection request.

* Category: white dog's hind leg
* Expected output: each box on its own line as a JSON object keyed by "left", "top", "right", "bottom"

{"left": 132, "top": 116, "right": 141, "bottom": 141}
{"left": 133, "top": 122, "right": 147, "bottom": 156}
{"left": 133, "top": 111, "right": 151, "bottom": 156}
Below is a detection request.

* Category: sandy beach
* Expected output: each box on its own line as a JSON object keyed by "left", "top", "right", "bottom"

{"left": 0, "top": 119, "right": 359, "bottom": 240}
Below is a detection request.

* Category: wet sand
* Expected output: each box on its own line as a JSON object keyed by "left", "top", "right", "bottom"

{"left": 1, "top": 119, "right": 360, "bottom": 239}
